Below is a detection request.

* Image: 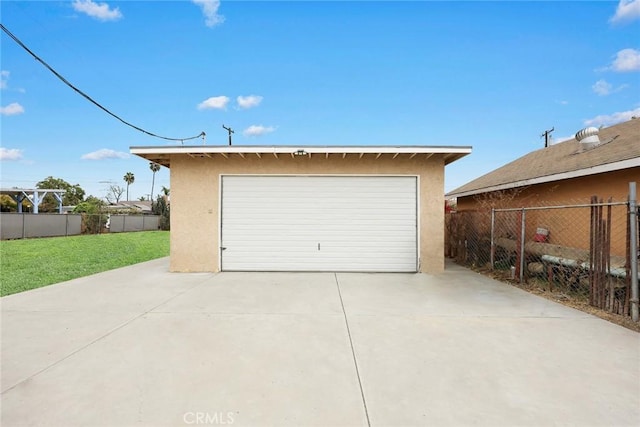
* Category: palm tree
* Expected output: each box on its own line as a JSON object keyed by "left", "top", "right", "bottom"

{"left": 149, "top": 162, "right": 161, "bottom": 203}
{"left": 123, "top": 172, "right": 135, "bottom": 201}
{"left": 160, "top": 185, "right": 170, "bottom": 207}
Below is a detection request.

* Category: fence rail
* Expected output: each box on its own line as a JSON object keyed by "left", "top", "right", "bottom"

{"left": 0, "top": 213, "right": 160, "bottom": 239}
{"left": 446, "top": 193, "right": 639, "bottom": 322}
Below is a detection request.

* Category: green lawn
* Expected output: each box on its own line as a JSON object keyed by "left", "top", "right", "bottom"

{"left": 0, "top": 231, "right": 170, "bottom": 296}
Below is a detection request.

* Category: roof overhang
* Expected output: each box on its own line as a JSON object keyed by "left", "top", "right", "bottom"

{"left": 0, "top": 188, "right": 67, "bottom": 194}
{"left": 130, "top": 145, "right": 472, "bottom": 168}
{"left": 447, "top": 157, "right": 640, "bottom": 198}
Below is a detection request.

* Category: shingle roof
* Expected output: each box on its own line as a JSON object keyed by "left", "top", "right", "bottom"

{"left": 447, "top": 118, "right": 640, "bottom": 197}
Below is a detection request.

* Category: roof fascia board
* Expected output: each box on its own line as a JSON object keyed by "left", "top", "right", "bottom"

{"left": 448, "top": 157, "right": 640, "bottom": 198}
{"left": 130, "top": 145, "right": 472, "bottom": 156}
{"left": 0, "top": 188, "right": 67, "bottom": 193}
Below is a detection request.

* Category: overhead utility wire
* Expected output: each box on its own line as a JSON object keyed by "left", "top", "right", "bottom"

{"left": 0, "top": 23, "right": 205, "bottom": 143}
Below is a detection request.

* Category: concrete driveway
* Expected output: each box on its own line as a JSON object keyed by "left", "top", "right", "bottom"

{"left": 1, "top": 258, "right": 639, "bottom": 426}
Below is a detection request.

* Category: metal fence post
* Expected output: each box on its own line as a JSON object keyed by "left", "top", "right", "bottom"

{"left": 629, "top": 182, "right": 638, "bottom": 322}
{"left": 520, "top": 208, "right": 526, "bottom": 283}
{"left": 490, "top": 209, "right": 495, "bottom": 269}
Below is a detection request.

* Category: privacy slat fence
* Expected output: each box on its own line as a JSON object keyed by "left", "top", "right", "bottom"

{"left": 0, "top": 213, "right": 160, "bottom": 239}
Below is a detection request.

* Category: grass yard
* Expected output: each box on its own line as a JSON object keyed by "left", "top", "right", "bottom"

{"left": 0, "top": 231, "right": 169, "bottom": 296}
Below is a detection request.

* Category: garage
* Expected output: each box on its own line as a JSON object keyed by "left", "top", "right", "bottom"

{"left": 130, "top": 145, "right": 472, "bottom": 274}
{"left": 220, "top": 175, "right": 418, "bottom": 272}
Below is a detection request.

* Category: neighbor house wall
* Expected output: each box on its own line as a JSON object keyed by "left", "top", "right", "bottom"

{"left": 455, "top": 167, "right": 638, "bottom": 256}
{"left": 169, "top": 153, "right": 445, "bottom": 273}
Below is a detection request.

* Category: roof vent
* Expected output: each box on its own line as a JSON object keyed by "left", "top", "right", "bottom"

{"left": 575, "top": 126, "right": 600, "bottom": 150}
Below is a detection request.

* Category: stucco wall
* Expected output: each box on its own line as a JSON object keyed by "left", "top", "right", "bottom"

{"left": 456, "top": 168, "right": 639, "bottom": 210}
{"left": 455, "top": 168, "right": 639, "bottom": 256}
{"left": 170, "top": 153, "right": 445, "bottom": 273}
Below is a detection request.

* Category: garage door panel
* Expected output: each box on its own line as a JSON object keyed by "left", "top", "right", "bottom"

{"left": 221, "top": 176, "right": 417, "bottom": 272}
{"left": 225, "top": 225, "right": 416, "bottom": 234}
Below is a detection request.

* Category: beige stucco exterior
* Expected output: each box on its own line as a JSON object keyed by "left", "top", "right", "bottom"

{"left": 169, "top": 153, "right": 446, "bottom": 273}
{"left": 456, "top": 168, "right": 639, "bottom": 210}
{"left": 455, "top": 167, "right": 639, "bottom": 257}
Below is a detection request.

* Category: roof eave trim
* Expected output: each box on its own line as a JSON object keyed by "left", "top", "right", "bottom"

{"left": 130, "top": 145, "right": 472, "bottom": 155}
{"left": 447, "top": 157, "right": 640, "bottom": 198}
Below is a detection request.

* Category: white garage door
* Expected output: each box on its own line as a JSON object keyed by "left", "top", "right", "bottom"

{"left": 220, "top": 175, "right": 418, "bottom": 272}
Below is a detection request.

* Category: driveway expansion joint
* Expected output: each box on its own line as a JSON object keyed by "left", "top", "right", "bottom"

{"left": 334, "top": 272, "right": 371, "bottom": 427}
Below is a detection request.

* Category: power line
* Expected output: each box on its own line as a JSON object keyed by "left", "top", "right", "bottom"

{"left": 0, "top": 23, "right": 205, "bottom": 143}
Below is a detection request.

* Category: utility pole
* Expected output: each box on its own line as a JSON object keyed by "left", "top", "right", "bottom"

{"left": 541, "top": 127, "right": 554, "bottom": 148}
{"left": 222, "top": 125, "right": 234, "bottom": 146}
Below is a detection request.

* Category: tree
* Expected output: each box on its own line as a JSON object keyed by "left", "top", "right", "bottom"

{"left": 152, "top": 194, "right": 170, "bottom": 230}
{"left": 36, "top": 176, "right": 85, "bottom": 212}
{"left": 149, "top": 162, "right": 161, "bottom": 204}
{"left": 123, "top": 172, "right": 135, "bottom": 201}
{"left": 0, "top": 194, "right": 18, "bottom": 212}
{"left": 73, "top": 196, "right": 106, "bottom": 234}
{"left": 105, "top": 184, "right": 125, "bottom": 204}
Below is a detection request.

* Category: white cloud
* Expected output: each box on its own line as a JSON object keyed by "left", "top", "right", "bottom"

{"left": 610, "top": 0, "right": 640, "bottom": 24}
{"left": 592, "top": 79, "right": 629, "bottom": 95}
{"left": 610, "top": 48, "right": 640, "bottom": 72}
{"left": 197, "top": 96, "right": 229, "bottom": 110}
{"left": 1, "top": 70, "right": 9, "bottom": 90}
{"left": 72, "top": 0, "right": 122, "bottom": 22}
{"left": 0, "top": 148, "right": 23, "bottom": 161}
{"left": 592, "top": 79, "right": 613, "bottom": 96}
{"left": 81, "top": 148, "right": 129, "bottom": 160}
{"left": 584, "top": 107, "right": 640, "bottom": 127}
{"left": 0, "top": 71, "right": 26, "bottom": 93}
{"left": 237, "top": 95, "right": 263, "bottom": 109}
{"left": 243, "top": 125, "right": 276, "bottom": 137}
{"left": 192, "top": 0, "right": 225, "bottom": 28}
{"left": 0, "top": 102, "right": 25, "bottom": 116}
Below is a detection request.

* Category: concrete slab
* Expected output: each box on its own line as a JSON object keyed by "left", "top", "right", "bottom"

{"left": 155, "top": 272, "right": 343, "bottom": 315}
{"left": 2, "top": 313, "right": 366, "bottom": 426}
{"left": 347, "top": 315, "right": 639, "bottom": 426}
{"left": 335, "top": 264, "right": 640, "bottom": 426}
{"left": 1, "top": 258, "right": 639, "bottom": 426}
{"left": 1, "top": 310, "right": 137, "bottom": 392}
{"left": 1, "top": 258, "right": 212, "bottom": 393}
{"left": 336, "top": 264, "right": 589, "bottom": 318}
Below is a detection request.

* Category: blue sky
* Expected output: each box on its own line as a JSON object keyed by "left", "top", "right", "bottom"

{"left": 1, "top": 0, "right": 639, "bottom": 200}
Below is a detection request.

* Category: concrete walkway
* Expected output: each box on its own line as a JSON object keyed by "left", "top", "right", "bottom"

{"left": 1, "top": 258, "right": 638, "bottom": 426}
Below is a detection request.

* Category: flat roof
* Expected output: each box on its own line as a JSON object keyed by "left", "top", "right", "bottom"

{"left": 130, "top": 145, "right": 472, "bottom": 167}
{"left": 0, "top": 188, "right": 66, "bottom": 194}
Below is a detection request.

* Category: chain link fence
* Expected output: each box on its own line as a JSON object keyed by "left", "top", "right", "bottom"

{"left": 446, "top": 197, "right": 639, "bottom": 321}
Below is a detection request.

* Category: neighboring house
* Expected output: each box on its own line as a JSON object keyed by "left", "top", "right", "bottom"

{"left": 447, "top": 117, "right": 640, "bottom": 257}
{"left": 131, "top": 145, "right": 471, "bottom": 274}
{"left": 104, "top": 201, "right": 153, "bottom": 214}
